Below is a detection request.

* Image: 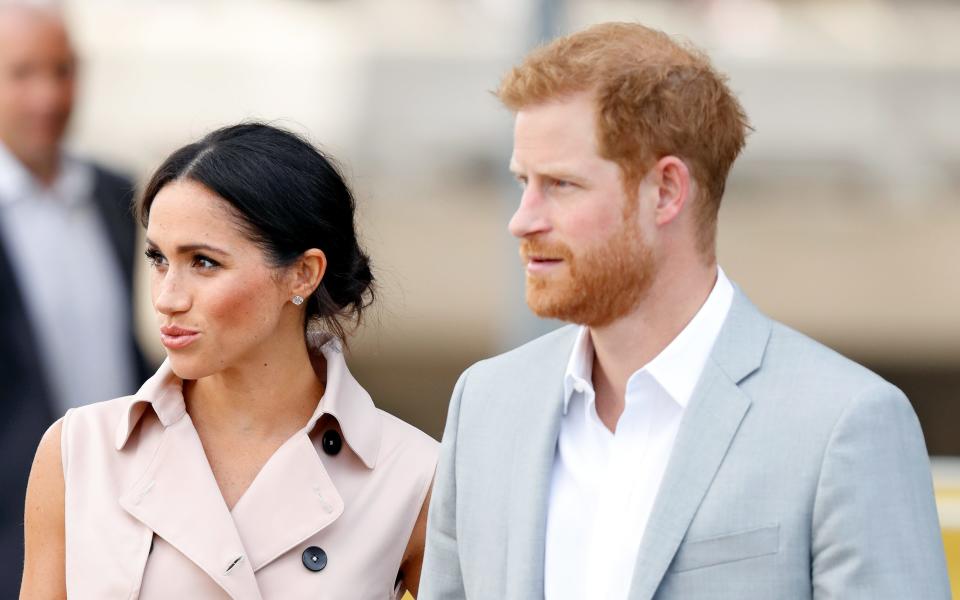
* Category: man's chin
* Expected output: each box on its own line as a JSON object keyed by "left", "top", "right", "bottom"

{"left": 525, "top": 287, "right": 582, "bottom": 323}
{"left": 525, "top": 281, "right": 647, "bottom": 328}
{"left": 9, "top": 138, "right": 61, "bottom": 170}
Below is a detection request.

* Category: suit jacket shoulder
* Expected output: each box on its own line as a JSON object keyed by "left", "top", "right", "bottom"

{"left": 766, "top": 319, "right": 891, "bottom": 391}
{"left": 460, "top": 325, "right": 579, "bottom": 400}
{"left": 745, "top": 317, "right": 908, "bottom": 443}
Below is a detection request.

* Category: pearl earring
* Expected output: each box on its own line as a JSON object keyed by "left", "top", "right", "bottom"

{"left": 292, "top": 295, "right": 305, "bottom": 306}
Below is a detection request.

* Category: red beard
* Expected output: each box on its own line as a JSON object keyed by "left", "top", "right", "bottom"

{"left": 519, "top": 219, "right": 655, "bottom": 327}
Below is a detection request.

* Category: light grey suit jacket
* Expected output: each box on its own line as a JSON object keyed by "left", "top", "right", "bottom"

{"left": 420, "top": 288, "right": 951, "bottom": 599}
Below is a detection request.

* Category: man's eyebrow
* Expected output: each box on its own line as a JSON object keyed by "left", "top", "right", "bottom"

{"left": 511, "top": 166, "right": 584, "bottom": 183}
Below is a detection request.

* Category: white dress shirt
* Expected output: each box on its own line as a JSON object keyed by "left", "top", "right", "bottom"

{"left": 544, "top": 268, "right": 734, "bottom": 600}
{"left": 0, "top": 142, "right": 135, "bottom": 416}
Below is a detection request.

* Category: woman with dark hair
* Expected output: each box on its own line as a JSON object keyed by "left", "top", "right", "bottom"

{"left": 21, "top": 123, "right": 437, "bottom": 599}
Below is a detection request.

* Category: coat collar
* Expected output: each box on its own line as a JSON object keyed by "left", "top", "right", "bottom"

{"left": 115, "top": 337, "right": 382, "bottom": 468}
{"left": 116, "top": 338, "right": 383, "bottom": 593}
{"left": 303, "top": 337, "right": 381, "bottom": 468}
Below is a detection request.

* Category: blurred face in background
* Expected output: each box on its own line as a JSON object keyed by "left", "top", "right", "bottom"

{"left": 0, "top": 6, "right": 76, "bottom": 181}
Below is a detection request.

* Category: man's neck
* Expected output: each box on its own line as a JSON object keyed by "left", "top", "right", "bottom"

{"left": 22, "top": 154, "right": 60, "bottom": 187}
{"left": 588, "top": 261, "right": 718, "bottom": 431}
{"left": 0, "top": 141, "right": 60, "bottom": 187}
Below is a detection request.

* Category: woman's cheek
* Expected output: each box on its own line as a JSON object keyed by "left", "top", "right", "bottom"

{"left": 207, "top": 275, "right": 280, "bottom": 345}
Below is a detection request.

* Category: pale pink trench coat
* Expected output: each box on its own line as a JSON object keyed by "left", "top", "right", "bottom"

{"left": 60, "top": 339, "right": 438, "bottom": 599}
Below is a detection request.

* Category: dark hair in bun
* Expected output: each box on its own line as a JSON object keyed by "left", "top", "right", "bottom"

{"left": 138, "top": 122, "right": 374, "bottom": 342}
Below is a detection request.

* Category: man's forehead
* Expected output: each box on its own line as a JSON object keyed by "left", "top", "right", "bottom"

{"left": 0, "top": 12, "right": 73, "bottom": 69}
{"left": 515, "top": 93, "right": 597, "bottom": 138}
{"left": 508, "top": 154, "right": 590, "bottom": 177}
{"left": 0, "top": 0, "right": 63, "bottom": 17}
{"left": 511, "top": 108, "right": 604, "bottom": 174}
{"left": 0, "top": 4, "right": 68, "bottom": 40}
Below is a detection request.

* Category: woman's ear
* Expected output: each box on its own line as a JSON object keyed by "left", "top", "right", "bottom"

{"left": 292, "top": 249, "right": 327, "bottom": 299}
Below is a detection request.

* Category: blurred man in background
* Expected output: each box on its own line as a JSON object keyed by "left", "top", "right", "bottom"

{"left": 0, "top": 1, "right": 145, "bottom": 591}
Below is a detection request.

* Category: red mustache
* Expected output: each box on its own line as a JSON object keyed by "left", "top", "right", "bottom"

{"left": 519, "top": 238, "right": 574, "bottom": 263}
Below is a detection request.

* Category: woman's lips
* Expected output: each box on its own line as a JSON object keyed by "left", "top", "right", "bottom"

{"left": 159, "top": 326, "right": 200, "bottom": 350}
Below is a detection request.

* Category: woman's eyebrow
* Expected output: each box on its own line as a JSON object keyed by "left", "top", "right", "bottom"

{"left": 144, "top": 239, "right": 229, "bottom": 255}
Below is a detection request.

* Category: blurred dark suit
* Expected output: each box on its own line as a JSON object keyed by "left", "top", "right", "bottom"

{"left": 0, "top": 164, "right": 148, "bottom": 594}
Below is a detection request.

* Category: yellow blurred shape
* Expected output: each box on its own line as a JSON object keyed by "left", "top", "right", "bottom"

{"left": 934, "top": 458, "right": 960, "bottom": 599}
{"left": 943, "top": 529, "right": 960, "bottom": 599}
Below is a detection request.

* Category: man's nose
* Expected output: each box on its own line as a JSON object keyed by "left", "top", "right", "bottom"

{"left": 508, "top": 184, "right": 551, "bottom": 239}
{"left": 29, "top": 70, "right": 73, "bottom": 114}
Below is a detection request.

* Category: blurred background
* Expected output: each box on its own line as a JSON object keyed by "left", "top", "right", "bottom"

{"left": 60, "top": 0, "right": 960, "bottom": 450}
{"left": 3, "top": 0, "right": 957, "bottom": 593}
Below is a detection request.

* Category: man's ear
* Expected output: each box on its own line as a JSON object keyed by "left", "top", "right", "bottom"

{"left": 652, "top": 155, "right": 691, "bottom": 227}
{"left": 291, "top": 249, "right": 327, "bottom": 299}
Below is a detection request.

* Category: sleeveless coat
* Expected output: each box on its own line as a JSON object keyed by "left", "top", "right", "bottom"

{"left": 61, "top": 339, "right": 438, "bottom": 599}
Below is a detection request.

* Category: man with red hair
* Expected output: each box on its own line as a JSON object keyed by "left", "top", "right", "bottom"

{"left": 421, "top": 22, "right": 949, "bottom": 599}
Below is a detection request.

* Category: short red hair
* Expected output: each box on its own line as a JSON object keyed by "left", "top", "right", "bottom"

{"left": 498, "top": 22, "right": 750, "bottom": 256}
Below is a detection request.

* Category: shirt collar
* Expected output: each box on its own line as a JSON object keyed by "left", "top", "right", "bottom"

{"left": 562, "top": 267, "right": 735, "bottom": 413}
{"left": 562, "top": 326, "right": 594, "bottom": 413}
{"left": 0, "top": 141, "right": 32, "bottom": 204}
{"left": 0, "top": 140, "right": 92, "bottom": 207}
{"left": 115, "top": 337, "right": 382, "bottom": 469}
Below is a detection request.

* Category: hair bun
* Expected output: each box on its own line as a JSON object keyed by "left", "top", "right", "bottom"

{"left": 328, "top": 248, "right": 374, "bottom": 311}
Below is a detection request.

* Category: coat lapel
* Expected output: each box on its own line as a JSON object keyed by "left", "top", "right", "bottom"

{"left": 505, "top": 327, "right": 577, "bottom": 600}
{"left": 119, "top": 414, "right": 263, "bottom": 600}
{"left": 627, "top": 289, "right": 771, "bottom": 600}
{"left": 114, "top": 339, "right": 383, "bottom": 595}
{"left": 222, "top": 338, "right": 379, "bottom": 573}
{"left": 229, "top": 432, "right": 344, "bottom": 572}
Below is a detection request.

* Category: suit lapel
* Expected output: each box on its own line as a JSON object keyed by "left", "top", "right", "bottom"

{"left": 88, "top": 166, "right": 136, "bottom": 284}
{"left": 505, "top": 327, "right": 577, "bottom": 600}
{"left": 119, "top": 415, "right": 263, "bottom": 600}
{"left": 627, "top": 289, "right": 771, "bottom": 600}
{"left": 626, "top": 363, "right": 750, "bottom": 599}
{"left": 0, "top": 232, "right": 54, "bottom": 420}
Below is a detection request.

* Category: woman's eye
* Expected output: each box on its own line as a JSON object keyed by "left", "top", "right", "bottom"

{"left": 144, "top": 250, "right": 167, "bottom": 268}
{"left": 193, "top": 255, "right": 220, "bottom": 270}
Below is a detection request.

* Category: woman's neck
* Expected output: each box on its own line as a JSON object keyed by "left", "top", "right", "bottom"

{"left": 184, "top": 340, "right": 326, "bottom": 440}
